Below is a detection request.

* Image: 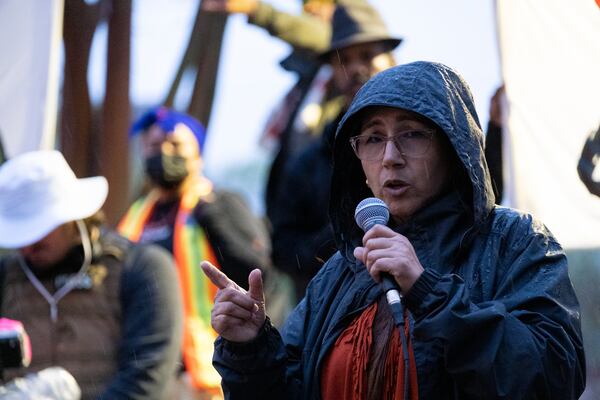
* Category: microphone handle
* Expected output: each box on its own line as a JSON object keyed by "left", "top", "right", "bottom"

{"left": 380, "top": 273, "right": 404, "bottom": 328}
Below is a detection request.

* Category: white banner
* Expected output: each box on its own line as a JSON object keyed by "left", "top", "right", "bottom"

{"left": 0, "top": 0, "right": 64, "bottom": 158}
{"left": 497, "top": 0, "right": 600, "bottom": 249}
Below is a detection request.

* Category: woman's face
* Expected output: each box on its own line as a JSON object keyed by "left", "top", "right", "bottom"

{"left": 357, "top": 107, "right": 452, "bottom": 224}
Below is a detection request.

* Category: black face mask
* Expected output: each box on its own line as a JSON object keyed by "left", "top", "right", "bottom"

{"left": 144, "top": 153, "right": 189, "bottom": 189}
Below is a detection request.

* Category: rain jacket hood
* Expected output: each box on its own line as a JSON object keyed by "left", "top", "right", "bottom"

{"left": 330, "top": 61, "right": 496, "bottom": 257}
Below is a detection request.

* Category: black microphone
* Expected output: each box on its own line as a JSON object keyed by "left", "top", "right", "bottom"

{"left": 354, "top": 198, "right": 403, "bottom": 322}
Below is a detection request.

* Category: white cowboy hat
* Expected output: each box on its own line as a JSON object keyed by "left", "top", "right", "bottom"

{"left": 0, "top": 150, "right": 108, "bottom": 249}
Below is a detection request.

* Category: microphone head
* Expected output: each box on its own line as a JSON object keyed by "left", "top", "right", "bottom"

{"left": 354, "top": 197, "right": 390, "bottom": 232}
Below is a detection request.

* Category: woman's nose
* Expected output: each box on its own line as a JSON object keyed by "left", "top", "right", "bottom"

{"left": 382, "top": 139, "right": 406, "bottom": 167}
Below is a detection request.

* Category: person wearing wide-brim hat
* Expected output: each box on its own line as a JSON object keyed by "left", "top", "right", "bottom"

{"left": 268, "top": 0, "right": 402, "bottom": 302}
{"left": 0, "top": 150, "right": 183, "bottom": 400}
{"left": 320, "top": 0, "right": 402, "bottom": 106}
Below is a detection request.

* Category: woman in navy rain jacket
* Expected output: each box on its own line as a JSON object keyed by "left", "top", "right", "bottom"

{"left": 201, "top": 61, "right": 586, "bottom": 399}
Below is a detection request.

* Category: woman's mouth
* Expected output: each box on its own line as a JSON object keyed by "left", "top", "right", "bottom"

{"left": 383, "top": 179, "right": 409, "bottom": 196}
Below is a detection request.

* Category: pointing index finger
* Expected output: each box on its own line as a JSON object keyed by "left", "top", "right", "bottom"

{"left": 201, "top": 261, "right": 235, "bottom": 290}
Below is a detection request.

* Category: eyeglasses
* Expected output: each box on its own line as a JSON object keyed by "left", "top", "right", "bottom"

{"left": 349, "top": 129, "right": 436, "bottom": 161}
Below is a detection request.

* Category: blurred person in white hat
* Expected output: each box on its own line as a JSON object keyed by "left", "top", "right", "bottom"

{"left": 0, "top": 150, "right": 183, "bottom": 400}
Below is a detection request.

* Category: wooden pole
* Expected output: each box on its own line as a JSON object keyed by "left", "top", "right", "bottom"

{"left": 99, "top": 0, "right": 132, "bottom": 225}
{"left": 164, "top": 3, "right": 228, "bottom": 130}
{"left": 61, "top": 0, "right": 105, "bottom": 177}
{"left": 188, "top": 9, "right": 227, "bottom": 129}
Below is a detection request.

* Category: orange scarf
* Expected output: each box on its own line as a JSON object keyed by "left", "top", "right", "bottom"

{"left": 321, "top": 300, "right": 419, "bottom": 399}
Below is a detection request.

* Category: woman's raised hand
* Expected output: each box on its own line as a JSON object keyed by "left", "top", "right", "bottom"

{"left": 201, "top": 261, "right": 266, "bottom": 342}
{"left": 353, "top": 224, "right": 424, "bottom": 293}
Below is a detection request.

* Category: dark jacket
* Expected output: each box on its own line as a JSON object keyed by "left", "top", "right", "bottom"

{"left": 270, "top": 120, "right": 338, "bottom": 300}
{"left": 213, "top": 62, "right": 586, "bottom": 399}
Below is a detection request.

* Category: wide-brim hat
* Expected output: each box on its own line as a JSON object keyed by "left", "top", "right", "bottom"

{"left": 0, "top": 150, "right": 108, "bottom": 249}
{"left": 319, "top": 0, "right": 402, "bottom": 60}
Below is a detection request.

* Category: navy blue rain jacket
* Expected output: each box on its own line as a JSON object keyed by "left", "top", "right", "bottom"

{"left": 213, "top": 61, "right": 586, "bottom": 399}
